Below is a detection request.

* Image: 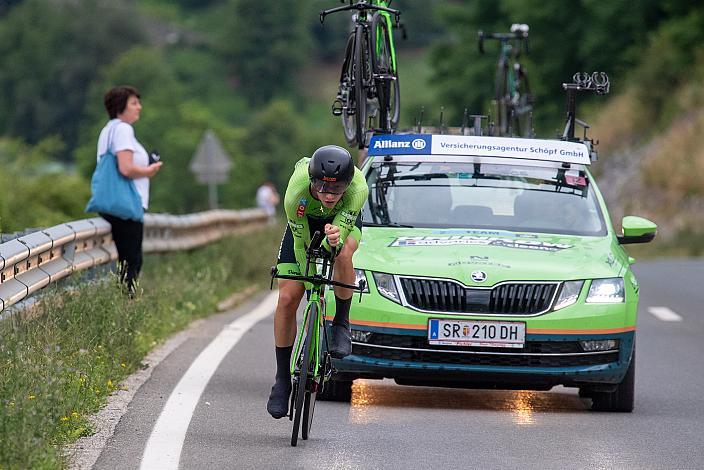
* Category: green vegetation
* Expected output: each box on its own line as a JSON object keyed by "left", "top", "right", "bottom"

{"left": 1, "top": 1, "right": 702, "bottom": 234}
{"left": 0, "top": 224, "right": 282, "bottom": 469}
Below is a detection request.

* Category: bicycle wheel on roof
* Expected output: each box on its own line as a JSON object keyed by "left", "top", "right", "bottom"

{"left": 371, "top": 12, "right": 400, "bottom": 132}
{"left": 353, "top": 24, "right": 371, "bottom": 148}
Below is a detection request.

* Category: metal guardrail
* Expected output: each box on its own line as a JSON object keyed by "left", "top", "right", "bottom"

{"left": 0, "top": 209, "right": 268, "bottom": 313}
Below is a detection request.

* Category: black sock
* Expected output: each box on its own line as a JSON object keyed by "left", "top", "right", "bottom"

{"left": 275, "top": 346, "right": 293, "bottom": 382}
{"left": 333, "top": 295, "right": 352, "bottom": 329}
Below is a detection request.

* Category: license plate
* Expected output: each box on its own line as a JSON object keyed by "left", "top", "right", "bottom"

{"left": 428, "top": 319, "right": 525, "bottom": 348}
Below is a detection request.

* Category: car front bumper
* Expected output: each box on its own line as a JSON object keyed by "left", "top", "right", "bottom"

{"left": 333, "top": 327, "right": 635, "bottom": 391}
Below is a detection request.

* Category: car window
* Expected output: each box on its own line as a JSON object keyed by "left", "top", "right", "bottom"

{"left": 362, "top": 161, "right": 606, "bottom": 236}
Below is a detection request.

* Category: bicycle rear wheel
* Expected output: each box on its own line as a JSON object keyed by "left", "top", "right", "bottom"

{"left": 353, "top": 24, "right": 371, "bottom": 148}
{"left": 340, "top": 33, "right": 358, "bottom": 146}
{"left": 291, "top": 309, "right": 314, "bottom": 446}
{"left": 301, "top": 302, "right": 321, "bottom": 440}
{"left": 371, "top": 13, "right": 400, "bottom": 132}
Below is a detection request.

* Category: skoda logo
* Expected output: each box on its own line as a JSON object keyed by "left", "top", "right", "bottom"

{"left": 471, "top": 271, "right": 487, "bottom": 282}
{"left": 411, "top": 138, "right": 427, "bottom": 150}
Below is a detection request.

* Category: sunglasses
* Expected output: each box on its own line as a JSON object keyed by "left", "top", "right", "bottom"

{"left": 310, "top": 178, "right": 348, "bottom": 195}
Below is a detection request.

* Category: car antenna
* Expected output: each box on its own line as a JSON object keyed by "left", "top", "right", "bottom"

{"left": 439, "top": 106, "right": 445, "bottom": 134}
{"left": 461, "top": 108, "right": 469, "bottom": 135}
{"left": 416, "top": 106, "right": 424, "bottom": 133}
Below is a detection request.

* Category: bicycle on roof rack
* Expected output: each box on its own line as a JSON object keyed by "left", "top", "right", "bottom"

{"left": 560, "top": 71, "right": 610, "bottom": 160}
{"left": 321, "top": 0, "right": 403, "bottom": 149}
{"left": 270, "top": 231, "right": 365, "bottom": 446}
{"left": 478, "top": 23, "right": 534, "bottom": 138}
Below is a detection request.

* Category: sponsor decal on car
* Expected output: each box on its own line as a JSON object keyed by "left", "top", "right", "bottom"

{"left": 389, "top": 236, "right": 573, "bottom": 252}
{"left": 367, "top": 134, "right": 591, "bottom": 164}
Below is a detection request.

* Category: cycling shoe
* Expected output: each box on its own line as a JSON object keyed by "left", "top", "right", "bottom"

{"left": 329, "top": 323, "right": 352, "bottom": 359}
{"left": 266, "top": 378, "right": 291, "bottom": 419}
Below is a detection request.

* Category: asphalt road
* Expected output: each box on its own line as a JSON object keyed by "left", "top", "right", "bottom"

{"left": 92, "top": 259, "right": 704, "bottom": 470}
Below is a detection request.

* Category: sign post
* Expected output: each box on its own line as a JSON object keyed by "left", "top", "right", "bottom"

{"left": 189, "top": 130, "right": 233, "bottom": 209}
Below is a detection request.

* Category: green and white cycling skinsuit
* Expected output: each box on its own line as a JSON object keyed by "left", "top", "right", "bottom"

{"left": 276, "top": 157, "right": 368, "bottom": 277}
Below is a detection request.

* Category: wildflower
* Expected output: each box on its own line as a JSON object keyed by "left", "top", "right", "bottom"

{"left": 120, "top": 363, "right": 126, "bottom": 368}
{"left": 107, "top": 379, "right": 113, "bottom": 388}
{"left": 8, "top": 401, "right": 14, "bottom": 407}
{"left": 60, "top": 416, "right": 69, "bottom": 422}
{"left": 71, "top": 412, "right": 79, "bottom": 418}
{"left": 27, "top": 395, "right": 36, "bottom": 400}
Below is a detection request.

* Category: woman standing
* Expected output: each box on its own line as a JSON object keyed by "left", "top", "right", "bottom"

{"left": 97, "top": 85, "right": 162, "bottom": 294}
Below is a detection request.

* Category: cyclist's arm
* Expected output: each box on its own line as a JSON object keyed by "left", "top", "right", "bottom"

{"left": 322, "top": 167, "right": 368, "bottom": 253}
{"left": 284, "top": 158, "right": 319, "bottom": 271}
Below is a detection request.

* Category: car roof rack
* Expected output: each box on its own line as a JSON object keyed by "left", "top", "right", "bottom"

{"left": 560, "top": 72, "right": 610, "bottom": 161}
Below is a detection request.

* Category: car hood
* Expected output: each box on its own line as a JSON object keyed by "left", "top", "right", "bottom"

{"left": 355, "top": 228, "right": 625, "bottom": 285}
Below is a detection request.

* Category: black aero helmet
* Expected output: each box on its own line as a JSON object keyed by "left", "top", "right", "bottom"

{"left": 308, "top": 145, "right": 354, "bottom": 194}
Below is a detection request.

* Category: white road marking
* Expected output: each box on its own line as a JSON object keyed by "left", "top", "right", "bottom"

{"left": 140, "top": 292, "right": 278, "bottom": 470}
{"left": 647, "top": 306, "right": 683, "bottom": 322}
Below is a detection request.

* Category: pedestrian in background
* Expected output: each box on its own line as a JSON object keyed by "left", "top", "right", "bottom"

{"left": 96, "top": 85, "right": 162, "bottom": 294}
{"left": 256, "top": 181, "right": 280, "bottom": 223}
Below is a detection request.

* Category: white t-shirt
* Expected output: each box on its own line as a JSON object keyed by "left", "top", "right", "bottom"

{"left": 256, "top": 185, "right": 276, "bottom": 216}
{"left": 96, "top": 119, "right": 150, "bottom": 209}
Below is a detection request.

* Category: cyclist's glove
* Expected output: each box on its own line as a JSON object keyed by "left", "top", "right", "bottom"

{"left": 322, "top": 239, "right": 343, "bottom": 259}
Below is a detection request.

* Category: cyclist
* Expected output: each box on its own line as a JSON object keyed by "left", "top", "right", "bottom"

{"left": 267, "top": 145, "right": 369, "bottom": 419}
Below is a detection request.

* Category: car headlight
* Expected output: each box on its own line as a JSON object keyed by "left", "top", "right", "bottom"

{"left": 371, "top": 272, "right": 401, "bottom": 304}
{"left": 553, "top": 280, "right": 584, "bottom": 311}
{"left": 354, "top": 269, "right": 370, "bottom": 293}
{"left": 586, "top": 278, "right": 625, "bottom": 303}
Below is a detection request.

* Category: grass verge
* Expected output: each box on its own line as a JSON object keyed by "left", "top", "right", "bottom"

{"left": 0, "top": 224, "right": 283, "bottom": 469}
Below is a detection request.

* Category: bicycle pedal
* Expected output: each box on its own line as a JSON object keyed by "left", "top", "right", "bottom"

{"left": 331, "top": 99, "right": 343, "bottom": 116}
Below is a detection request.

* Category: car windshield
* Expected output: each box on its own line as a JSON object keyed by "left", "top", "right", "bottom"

{"left": 362, "top": 161, "right": 607, "bottom": 236}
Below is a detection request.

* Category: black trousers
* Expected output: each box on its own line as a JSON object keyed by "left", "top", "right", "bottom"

{"left": 100, "top": 213, "right": 144, "bottom": 292}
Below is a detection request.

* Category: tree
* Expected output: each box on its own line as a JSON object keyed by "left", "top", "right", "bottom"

{"left": 0, "top": 0, "right": 144, "bottom": 160}
{"left": 222, "top": 0, "right": 312, "bottom": 104}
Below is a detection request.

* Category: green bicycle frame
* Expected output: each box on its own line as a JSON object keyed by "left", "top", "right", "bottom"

{"left": 290, "top": 286, "right": 325, "bottom": 379}
{"left": 374, "top": 0, "right": 397, "bottom": 73}
{"left": 501, "top": 42, "right": 517, "bottom": 99}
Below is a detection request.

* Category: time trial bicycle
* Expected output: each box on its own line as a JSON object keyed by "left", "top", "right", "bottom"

{"left": 270, "top": 231, "right": 365, "bottom": 446}
{"left": 321, "top": 0, "right": 402, "bottom": 148}
{"left": 478, "top": 24, "right": 534, "bottom": 137}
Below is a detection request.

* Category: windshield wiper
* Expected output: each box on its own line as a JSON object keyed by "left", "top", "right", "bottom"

{"left": 362, "top": 222, "right": 415, "bottom": 228}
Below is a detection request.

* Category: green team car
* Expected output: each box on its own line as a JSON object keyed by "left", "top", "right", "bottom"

{"left": 323, "top": 133, "right": 656, "bottom": 412}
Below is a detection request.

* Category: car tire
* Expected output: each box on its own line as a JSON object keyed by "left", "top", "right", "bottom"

{"left": 590, "top": 345, "right": 635, "bottom": 412}
{"left": 318, "top": 378, "right": 353, "bottom": 402}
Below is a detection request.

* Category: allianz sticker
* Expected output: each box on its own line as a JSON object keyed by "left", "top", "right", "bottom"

{"left": 389, "top": 236, "right": 572, "bottom": 252}
{"left": 296, "top": 198, "right": 308, "bottom": 218}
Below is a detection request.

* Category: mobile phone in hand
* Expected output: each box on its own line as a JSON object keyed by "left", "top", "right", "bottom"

{"left": 149, "top": 150, "right": 161, "bottom": 165}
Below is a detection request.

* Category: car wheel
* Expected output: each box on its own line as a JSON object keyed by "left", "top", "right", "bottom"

{"left": 591, "top": 346, "right": 635, "bottom": 412}
{"left": 318, "top": 378, "right": 353, "bottom": 402}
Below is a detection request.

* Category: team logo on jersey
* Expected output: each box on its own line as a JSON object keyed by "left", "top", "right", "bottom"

{"left": 296, "top": 198, "right": 308, "bottom": 217}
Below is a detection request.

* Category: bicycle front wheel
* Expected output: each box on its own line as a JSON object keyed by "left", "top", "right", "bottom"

{"left": 301, "top": 301, "right": 321, "bottom": 440}
{"left": 353, "top": 24, "right": 370, "bottom": 148}
{"left": 291, "top": 303, "right": 318, "bottom": 447}
{"left": 291, "top": 313, "right": 314, "bottom": 446}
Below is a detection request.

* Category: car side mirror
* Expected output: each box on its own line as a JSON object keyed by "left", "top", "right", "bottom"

{"left": 617, "top": 216, "right": 657, "bottom": 244}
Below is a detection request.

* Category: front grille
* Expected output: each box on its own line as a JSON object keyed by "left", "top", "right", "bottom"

{"left": 351, "top": 331, "right": 620, "bottom": 368}
{"left": 352, "top": 344, "right": 618, "bottom": 367}
{"left": 363, "top": 332, "right": 584, "bottom": 354}
{"left": 399, "top": 277, "right": 558, "bottom": 315}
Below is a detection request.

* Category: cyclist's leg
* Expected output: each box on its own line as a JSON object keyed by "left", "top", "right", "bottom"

{"left": 329, "top": 217, "right": 362, "bottom": 358}
{"left": 268, "top": 226, "right": 305, "bottom": 419}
